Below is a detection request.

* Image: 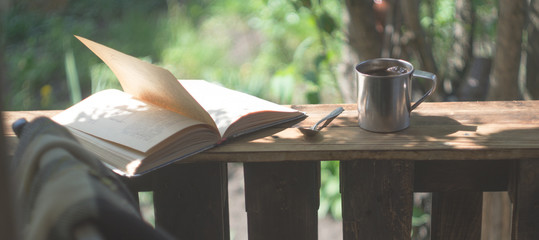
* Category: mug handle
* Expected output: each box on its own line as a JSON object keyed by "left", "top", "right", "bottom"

{"left": 410, "top": 70, "right": 437, "bottom": 111}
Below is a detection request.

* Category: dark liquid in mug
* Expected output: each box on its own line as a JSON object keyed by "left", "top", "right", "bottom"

{"left": 364, "top": 66, "right": 409, "bottom": 76}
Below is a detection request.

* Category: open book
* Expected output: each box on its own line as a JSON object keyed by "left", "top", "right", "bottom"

{"left": 53, "top": 36, "right": 305, "bottom": 176}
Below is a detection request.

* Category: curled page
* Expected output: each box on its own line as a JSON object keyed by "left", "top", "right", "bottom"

{"left": 75, "top": 36, "right": 217, "bottom": 129}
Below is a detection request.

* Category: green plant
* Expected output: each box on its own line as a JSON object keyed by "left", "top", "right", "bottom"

{"left": 318, "top": 161, "right": 341, "bottom": 219}
{"left": 64, "top": 47, "right": 81, "bottom": 104}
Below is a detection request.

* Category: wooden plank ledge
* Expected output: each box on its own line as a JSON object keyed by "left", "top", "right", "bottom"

{"left": 3, "top": 101, "right": 539, "bottom": 162}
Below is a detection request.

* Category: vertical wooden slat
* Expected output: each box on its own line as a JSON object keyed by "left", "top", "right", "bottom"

{"left": 0, "top": 112, "right": 17, "bottom": 240}
{"left": 340, "top": 160, "right": 414, "bottom": 240}
{"left": 431, "top": 191, "right": 483, "bottom": 240}
{"left": 243, "top": 161, "right": 320, "bottom": 240}
{"left": 120, "top": 175, "right": 145, "bottom": 208}
{"left": 152, "top": 162, "right": 229, "bottom": 240}
{"left": 511, "top": 159, "right": 539, "bottom": 240}
{"left": 481, "top": 192, "right": 512, "bottom": 240}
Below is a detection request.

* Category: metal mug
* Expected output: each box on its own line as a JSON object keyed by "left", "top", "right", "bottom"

{"left": 355, "top": 58, "right": 436, "bottom": 132}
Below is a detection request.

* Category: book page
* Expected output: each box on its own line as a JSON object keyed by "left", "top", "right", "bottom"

{"left": 75, "top": 36, "right": 217, "bottom": 130}
{"left": 52, "top": 89, "right": 210, "bottom": 152}
{"left": 179, "top": 80, "right": 299, "bottom": 136}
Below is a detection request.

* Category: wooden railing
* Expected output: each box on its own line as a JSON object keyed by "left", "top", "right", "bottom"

{"left": 3, "top": 101, "right": 539, "bottom": 240}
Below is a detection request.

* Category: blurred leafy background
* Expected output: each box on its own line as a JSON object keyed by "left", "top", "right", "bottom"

{"left": 1, "top": 0, "right": 344, "bottom": 111}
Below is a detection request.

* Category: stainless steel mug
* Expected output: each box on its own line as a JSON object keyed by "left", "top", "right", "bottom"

{"left": 356, "top": 58, "right": 436, "bottom": 132}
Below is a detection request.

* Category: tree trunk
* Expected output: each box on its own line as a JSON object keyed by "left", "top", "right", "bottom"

{"left": 526, "top": 0, "right": 539, "bottom": 99}
{"left": 457, "top": 57, "right": 491, "bottom": 101}
{"left": 338, "top": 8, "right": 360, "bottom": 103}
{"left": 338, "top": 0, "right": 383, "bottom": 103}
{"left": 381, "top": 0, "right": 403, "bottom": 59}
{"left": 400, "top": 0, "right": 437, "bottom": 74}
{"left": 487, "top": 0, "right": 526, "bottom": 100}
{"left": 344, "top": 0, "right": 382, "bottom": 61}
{"left": 0, "top": 0, "right": 10, "bottom": 11}
{"left": 448, "top": 0, "right": 475, "bottom": 96}
{"left": 400, "top": 0, "right": 441, "bottom": 101}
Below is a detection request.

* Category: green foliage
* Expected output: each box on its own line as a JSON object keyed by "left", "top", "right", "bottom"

{"left": 64, "top": 48, "right": 81, "bottom": 104}
{"left": 318, "top": 161, "right": 341, "bottom": 219}
{"left": 138, "top": 191, "right": 155, "bottom": 226}
{"left": 411, "top": 205, "right": 431, "bottom": 239}
{"left": 1, "top": 0, "right": 166, "bottom": 110}
{"left": 419, "top": 0, "right": 498, "bottom": 80}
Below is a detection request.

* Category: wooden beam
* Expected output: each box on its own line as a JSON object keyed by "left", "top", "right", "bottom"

{"left": 431, "top": 191, "right": 483, "bottom": 240}
{"left": 152, "top": 162, "right": 229, "bottom": 240}
{"left": 243, "top": 161, "right": 320, "bottom": 240}
{"left": 511, "top": 159, "right": 539, "bottom": 239}
{"left": 340, "top": 160, "right": 414, "bottom": 239}
{"left": 414, "top": 160, "right": 510, "bottom": 192}
{"left": 0, "top": 112, "right": 17, "bottom": 240}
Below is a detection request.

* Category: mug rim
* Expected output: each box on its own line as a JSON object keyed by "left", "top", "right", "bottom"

{"left": 355, "top": 58, "right": 414, "bottom": 77}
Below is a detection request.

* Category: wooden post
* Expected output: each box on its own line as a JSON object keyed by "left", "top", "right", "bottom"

{"left": 0, "top": 112, "right": 17, "bottom": 240}
{"left": 152, "top": 162, "right": 229, "bottom": 240}
{"left": 431, "top": 191, "right": 483, "bottom": 240}
{"left": 511, "top": 159, "right": 539, "bottom": 240}
{"left": 481, "top": 192, "right": 512, "bottom": 240}
{"left": 340, "top": 160, "right": 414, "bottom": 239}
{"left": 413, "top": 160, "right": 510, "bottom": 240}
{"left": 243, "top": 161, "right": 320, "bottom": 240}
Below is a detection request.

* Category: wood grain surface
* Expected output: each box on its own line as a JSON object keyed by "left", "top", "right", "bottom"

{"left": 5, "top": 101, "right": 539, "bottom": 162}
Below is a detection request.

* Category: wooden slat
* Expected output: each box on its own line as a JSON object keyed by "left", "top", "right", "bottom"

{"left": 243, "top": 161, "right": 320, "bottom": 240}
{"left": 511, "top": 159, "right": 539, "bottom": 240}
{"left": 431, "top": 191, "right": 483, "bottom": 240}
{"left": 414, "top": 160, "right": 510, "bottom": 192}
{"left": 481, "top": 192, "right": 512, "bottom": 240}
{"left": 0, "top": 112, "right": 17, "bottom": 240}
{"left": 340, "top": 160, "right": 414, "bottom": 240}
{"left": 3, "top": 101, "right": 539, "bottom": 162}
{"left": 151, "top": 162, "right": 229, "bottom": 240}
{"left": 3, "top": 110, "right": 60, "bottom": 155}
{"left": 194, "top": 100, "right": 539, "bottom": 161}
